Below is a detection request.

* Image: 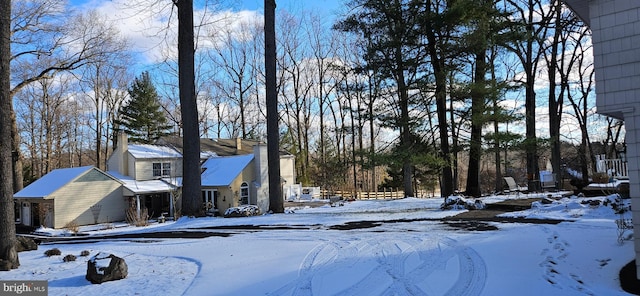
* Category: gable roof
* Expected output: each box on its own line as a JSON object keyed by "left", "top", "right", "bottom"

{"left": 128, "top": 144, "right": 182, "bottom": 159}
{"left": 14, "top": 166, "right": 111, "bottom": 199}
{"left": 201, "top": 154, "right": 254, "bottom": 187}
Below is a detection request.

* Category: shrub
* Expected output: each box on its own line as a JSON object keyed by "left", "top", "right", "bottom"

{"left": 224, "top": 205, "right": 261, "bottom": 218}
{"left": 126, "top": 205, "right": 149, "bottom": 227}
{"left": 592, "top": 172, "right": 610, "bottom": 183}
{"left": 44, "top": 248, "right": 61, "bottom": 257}
{"left": 63, "top": 254, "right": 77, "bottom": 262}
{"left": 80, "top": 250, "right": 91, "bottom": 257}
{"left": 64, "top": 220, "right": 80, "bottom": 234}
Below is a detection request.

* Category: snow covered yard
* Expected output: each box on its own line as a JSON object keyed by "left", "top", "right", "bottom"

{"left": 4, "top": 194, "right": 635, "bottom": 295}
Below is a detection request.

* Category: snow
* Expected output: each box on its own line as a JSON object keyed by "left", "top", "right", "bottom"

{"left": 127, "top": 144, "right": 182, "bottom": 159}
{"left": 89, "top": 253, "right": 113, "bottom": 275}
{"left": 5, "top": 193, "right": 635, "bottom": 296}
{"left": 201, "top": 154, "right": 254, "bottom": 186}
{"left": 14, "top": 166, "right": 93, "bottom": 198}
{"left": 108, "top": 172, "right": 177, "bottom": 194}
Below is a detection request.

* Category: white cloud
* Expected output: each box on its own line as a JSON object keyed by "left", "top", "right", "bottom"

{"left": 74, "top": 0, "right": 263, "bottom": 65}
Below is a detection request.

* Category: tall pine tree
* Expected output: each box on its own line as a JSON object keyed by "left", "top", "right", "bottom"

{"left": 116, "top": 72, "right": 172, "bottom": 144}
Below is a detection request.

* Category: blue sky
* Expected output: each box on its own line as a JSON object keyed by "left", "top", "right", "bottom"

{"left": 67, "top": 0, "right": 347, "bottom": 65}
{"left": 70, "top": 0, "right": 346, "bottom": 16}
{"left": 233, "top": 0, "right": 345, "bottom": 14}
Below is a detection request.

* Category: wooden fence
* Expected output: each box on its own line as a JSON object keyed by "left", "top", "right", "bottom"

{"left": 319, "top": 188, "right": 437, "bottom": 200}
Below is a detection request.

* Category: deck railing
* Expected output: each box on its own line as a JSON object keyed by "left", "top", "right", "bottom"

{"left": 595, "top": 156, "right": 628, "bottom": 179}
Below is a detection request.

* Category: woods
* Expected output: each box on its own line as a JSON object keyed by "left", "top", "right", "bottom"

{"left": 4, "top": 1, "right": 615, "bottom": 203}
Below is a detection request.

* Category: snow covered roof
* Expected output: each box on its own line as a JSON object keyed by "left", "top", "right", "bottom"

{"left": 201, "top": 154, "right": 254, "bottom": 187}
{"left": 108, "top": 171, "right": 177, "bottom": 195}
{"left": 15, "top": 166, "right": 99, "bottom": 199}
{"left": 128, "top": 144, "right": 182, "bottom": 159}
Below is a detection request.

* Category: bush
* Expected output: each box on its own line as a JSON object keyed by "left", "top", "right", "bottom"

{"left": 592, "top": 172, "right": 610, "bottom": 183}
{"left": 64, "top": 220, "right": 80, "bottom": 234}
{"left": 126, "top": 205, "right": 149, "bottom": 227}
{"left": 80, "top": 250, "right": 91, "bottom": 257}
{"left": 63, "top": 254, "right": 77, "bottom": 262}
{"left": 44, "top": 248, "right": 61, "bottom": 257}
{"left": 224, "top": 205, "right": 261, "bottom": 218}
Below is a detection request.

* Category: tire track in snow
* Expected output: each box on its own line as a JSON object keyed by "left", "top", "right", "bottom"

{"left": 269, "top": 235, "right": 486, "bottom": 296}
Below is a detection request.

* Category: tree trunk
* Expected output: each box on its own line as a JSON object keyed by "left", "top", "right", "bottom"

{"left": 548, "top": 0, "right": 562, "bottom": 188}
{"left": 265, "top": 0, "right": 283, "bottom": 213}
{"left": 466, "top": 47, "right": 486, "bottom": 198}
{"left": 0, "top": 0, "right": 20, "bottom": 269}
{"left": 11, "top": 110, "right": 23, "bottom": 193}
{"left": 434, "top": 68, "right": 453, "bottom": 197}
{"left": 177, "top": 0, "right": 202, "bottom": 216}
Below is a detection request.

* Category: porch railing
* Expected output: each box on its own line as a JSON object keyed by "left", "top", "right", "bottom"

{"left": 595, "top": 156, "right": 628, "bottom": 179}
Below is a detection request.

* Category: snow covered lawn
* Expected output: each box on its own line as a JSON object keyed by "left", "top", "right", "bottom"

{"left": 4, "top": 194, "right": 635, "bottom": 295}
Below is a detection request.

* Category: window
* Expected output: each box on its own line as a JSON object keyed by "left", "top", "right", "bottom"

{"left": 153, "top": 162, "right": 171, "bottom": 177}
{"left": 240, "top": 182, "right": 249, "bottom": 205}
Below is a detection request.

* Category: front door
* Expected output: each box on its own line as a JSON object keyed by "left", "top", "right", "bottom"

{"left": 21, "top": 202, "right": 31, "bottom": 226}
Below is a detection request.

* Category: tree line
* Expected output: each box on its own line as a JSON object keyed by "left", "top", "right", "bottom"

{"left": 7, "top": 0, "right": 616, "bottom": 198}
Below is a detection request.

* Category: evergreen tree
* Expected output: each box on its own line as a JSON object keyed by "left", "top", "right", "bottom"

{"left": 116, "top": 71, "right": 172, "bottom": 144}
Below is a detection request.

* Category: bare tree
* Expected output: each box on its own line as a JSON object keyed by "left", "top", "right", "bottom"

{"left": 209, "top": 17, "right": 262, "bottom": 139}
{"left": 75, "top": 13, "right": 131, "bottom": 169}
{"left": 11, "top": 1, "right": 131, "bottom": 191}
{"left": 504, "top": 0, "right": 555, "bottom": 191}
{"left": 15, "top": 74, "right": 74, "bottom": 179}
{"left": 564, "top": 23, "right": 595, "bottom": 183}
{"left": 306, "top": 13, "right": 339, "bottom": 189}
{"left": 277, "top": 11, "right": 315, "bottom": 184}
{"left": 0, "top": 0, "right": 19, "bottom": 270}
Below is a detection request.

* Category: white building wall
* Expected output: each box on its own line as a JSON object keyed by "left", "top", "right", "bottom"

{"left": 565, "top": 0, "right": 640, "bottom": 278}
{"left": 130, "top": 158, "right": 183, "bottom": 181}
{"left": 51, "top": 169, "right": 125, "bottom": 228}
{"left": 280, "top": 156, "right": 296, "bottom": 188}
{"left": 253, "top": 144, "right": 270, "bottom": 213}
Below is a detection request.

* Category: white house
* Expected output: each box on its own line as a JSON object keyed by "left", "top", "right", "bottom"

{"left": 106, "top": 133, "right": 182, "bottom": 219}
{"left": 14, "top": 133, "right": 297, "bottom": 229}
{"left": 106, "top": 133, "right": 296, "bottom": 218}
{"left": 564, "top": 0, "right": 640, "bottom": 279}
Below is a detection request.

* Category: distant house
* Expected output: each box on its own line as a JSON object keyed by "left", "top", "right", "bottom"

{"left": 108, "top": 133, "right": 296, "bottom": 217}
{"left": 154, "top": 135, "right": 297, "bottom": 208}
{"left": 14, "top": 166, "right": 125, "bottom": 229}
{"left": 14, "top": 134, "right": 297, "bottom": 229}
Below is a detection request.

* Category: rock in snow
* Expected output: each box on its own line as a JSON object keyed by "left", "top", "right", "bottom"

{"left": 86, "top": 252, "right": 128, "bottom": 284}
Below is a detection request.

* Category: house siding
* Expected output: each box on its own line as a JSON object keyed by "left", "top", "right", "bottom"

{"left": 280, "top": 156, "right": 296, "bottom": 186}
{"left": 563, "top": 0, "right": 640, "bottom": 279}
{"left": 131, "top": 158, "right": 183, "bottom": 181}
{"left": 107, "top": 148, "right": 125, "bottom": 176}
{"left": 51, "top": 169, "right": 125, "bottom": 229}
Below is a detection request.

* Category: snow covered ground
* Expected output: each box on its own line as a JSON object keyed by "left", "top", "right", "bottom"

{"left": 4, "top": 193, "right": 636, "bottom": 295}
